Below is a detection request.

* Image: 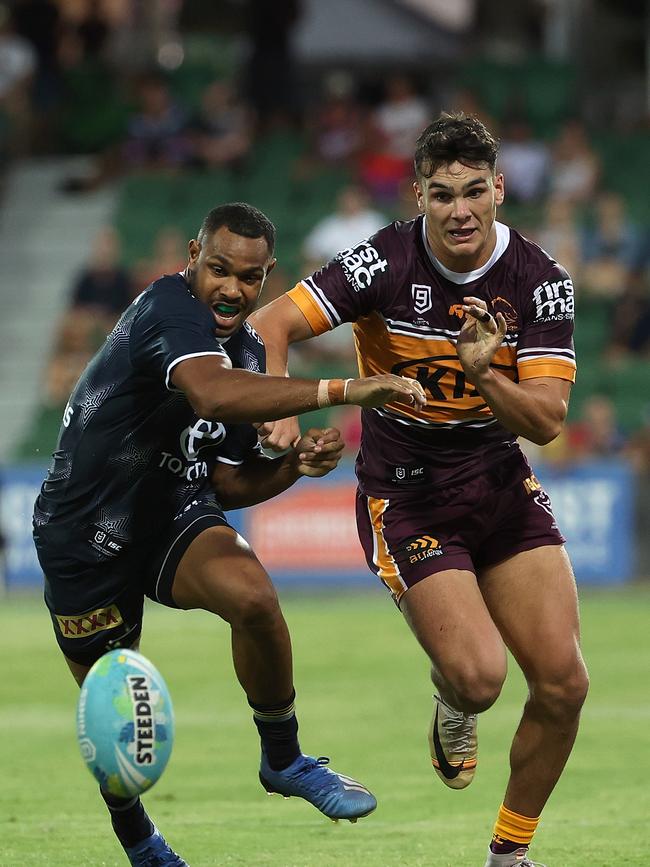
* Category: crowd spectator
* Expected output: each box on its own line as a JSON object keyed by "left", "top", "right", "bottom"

{"left": 548, "top": 118, "right": 600, "bottom": 204}
{"left": 374, "top": 73, "right": 430, "bottom": 162}
{"left": 16, "top": 341, "right": 92, "bottom": 461}
{"left": 497, "top": 117, "right": 550, "bottom": 204}
{"left": 69, "top": 225, "right": 134, "bottom": 320}
{"left": 189, "top": 78, "right": 252, "bottom": 171}
{"left": 532, "top": 196, "right": 582, "bottom": 282}
{"left": 301, "top": 185, "right": 386, "bottom": 274}
{"left": 133, "top": 225, "right": 187, "bottom": 291}
{"left": 122, "top": 72, "right": 192, "bottom": 170}
{"left": 0, "top": 3, "right": 37, "bottom": 155}
{"left": 608, "top": 269, "right": 650, "bottom": 359}
{"left": 566, "top": 394, "right": 627, "bottom": 460}
{"left": 447, "top": 87, "right": 498, "bottom": 135}
{"left": 59, "top": 70, "right": 192, "bottom": 192}
{"left": 306, "top": 70, "right": 364, "bottom": 166}
{"left": 11, "top": 0, "right": 61, "bottom": 115}
{"left": 243, "top": 0, "right": 303, "bottom": 132}
{"left": 357, "top": 73, "right": 430, "bottom": 203}
{"left": 581, "top": 191, "right": 644, "bottom": 297}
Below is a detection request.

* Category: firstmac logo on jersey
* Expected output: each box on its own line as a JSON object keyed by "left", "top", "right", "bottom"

{"left": 533, "top": 277, "right": 574, "bottom": 322}
{"left": 337, "top": 240, "right": 387, "bottom": 290}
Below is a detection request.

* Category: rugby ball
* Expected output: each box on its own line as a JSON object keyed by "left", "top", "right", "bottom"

{"left": 76, "top": 648, "right": 174, "bottom": 798}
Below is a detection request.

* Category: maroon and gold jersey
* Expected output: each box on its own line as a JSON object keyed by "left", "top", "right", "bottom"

{"left": 287, "top": 216, "right": 576, "bottom": 496}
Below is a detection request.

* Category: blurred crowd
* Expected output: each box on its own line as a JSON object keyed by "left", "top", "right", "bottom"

{"left": 3, "top": 0, "right": 650, "bottom": 470}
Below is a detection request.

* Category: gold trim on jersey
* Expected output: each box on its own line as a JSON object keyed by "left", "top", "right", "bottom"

{"left": 353, "top": 311, "right": 516, "bottom": 425}
{"left": 287, "top": 283, "right": 332, "bottom": 335}
{"left": 518, "top": 357, "right": 576, "bottom": 382}
{"left": 366, "top": 497, "right": 407, "bottom": 600}
{"left": 288, "top": 281, "right": 576, "bottom": 424}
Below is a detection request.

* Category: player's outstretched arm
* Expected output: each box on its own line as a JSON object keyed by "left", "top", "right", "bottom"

{"left": 172, "top": 355, "right": 426, "bottom": 424}
{"left": 457, "top": 295, "right": 571, "bottom": 445}
{"left": 249, "top": 294, "right": 320, "bottom": 450}
{"left": 211, "top": 427, "right": 345, "bottom": 509}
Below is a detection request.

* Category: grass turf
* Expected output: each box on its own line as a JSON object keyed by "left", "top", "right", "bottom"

{"left": 1, "top": 585, "right": 648, "bottom": 866}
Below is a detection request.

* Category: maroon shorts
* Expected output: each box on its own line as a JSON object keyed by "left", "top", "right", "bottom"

{"left": 356, "top": 449, "right": 564, "bottom": 605}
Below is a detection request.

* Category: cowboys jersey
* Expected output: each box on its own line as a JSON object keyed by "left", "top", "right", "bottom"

{"left": 33, "top": 272, "right": 264, "bottom": 561}
{"left": 287, "top": 217, "right": 576, "bottom": 497}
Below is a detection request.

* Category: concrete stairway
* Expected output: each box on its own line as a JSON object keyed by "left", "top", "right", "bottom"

{"left": 0, "top": 158, "right": 118, "bottom": 461}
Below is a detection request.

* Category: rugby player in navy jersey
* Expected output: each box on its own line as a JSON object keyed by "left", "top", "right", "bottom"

{"left": 33, "top": 203, "right": 426, "bottom": 867}
{"left": 250, "top": 115, "right": 590, "bottom": 867}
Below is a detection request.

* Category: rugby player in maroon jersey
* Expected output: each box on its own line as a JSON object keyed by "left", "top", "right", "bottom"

{"left": 250, "top": 113, "right": 588, "bottom": 867}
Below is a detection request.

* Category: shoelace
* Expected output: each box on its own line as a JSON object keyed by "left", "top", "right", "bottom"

{"left": 137, "top": 850, "right": 166, "bottom": 867}
{"left": 135, "top": 843, "right": 183, "bottom": 867}
{"left": 293, "top": 756, "right": 341, "bottom": 793}
{"left": 437, "top": 697, "right": 476, "bottom": 755}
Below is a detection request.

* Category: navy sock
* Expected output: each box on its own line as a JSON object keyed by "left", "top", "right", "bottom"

{"left": 101, "top": 790, "right": 154, "bottom": 848}
{"left": 250, "top": 690, "right": 300, "bottom": 771}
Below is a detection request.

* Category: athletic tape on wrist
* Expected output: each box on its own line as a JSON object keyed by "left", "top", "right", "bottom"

{"left": 317, "top": 378, "right": 347, "bottom": 408}
{"left": 317, "top": 379, "right": 330, "bottom": 408}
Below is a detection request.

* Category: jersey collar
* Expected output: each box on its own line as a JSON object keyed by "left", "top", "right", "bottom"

{"left": 421, "top": 218, "right": 510, "bottom": 285}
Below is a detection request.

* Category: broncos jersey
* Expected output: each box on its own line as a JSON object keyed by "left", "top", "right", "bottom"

{"left": 287, "top": 217, "right": 576, "bottom": 497}
{"left": 33, "top": 272, "right": 264, "bottom": 561}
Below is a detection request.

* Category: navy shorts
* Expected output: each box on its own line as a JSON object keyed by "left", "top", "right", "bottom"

{"left": 356, "top": 449, "right": 565, "bottom": 606}
{"left": 36, "top": 493, "right": 230, "bottom": 665}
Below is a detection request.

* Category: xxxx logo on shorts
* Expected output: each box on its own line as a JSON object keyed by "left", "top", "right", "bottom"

{"left": 55, "top": 604, "right": 123, "bottom": 638}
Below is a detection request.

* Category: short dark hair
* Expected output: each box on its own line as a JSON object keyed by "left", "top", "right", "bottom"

{"left": 414, "top": 112, "right": 499, "bottom": 179}
{"left": 198, "top": 203, "right": 276, "bottom": 254}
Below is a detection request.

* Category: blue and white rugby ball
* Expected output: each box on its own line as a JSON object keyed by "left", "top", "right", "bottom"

{"left": 77, "top": 648, "right": 174, "bottom": 797}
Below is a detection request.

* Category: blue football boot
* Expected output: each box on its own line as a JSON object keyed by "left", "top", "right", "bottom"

{"left": 124, "top": 826, "right": 188, "bottom": 866}
{"left": 259, "top": 753, "right": 377, "bottom": 822}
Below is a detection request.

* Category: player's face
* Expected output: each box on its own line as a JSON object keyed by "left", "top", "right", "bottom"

{"left": 414, "top": 161, "right": 504, "bottom": 271}
{"left": 186, "top": 227, "right": 276, "bottom": 337}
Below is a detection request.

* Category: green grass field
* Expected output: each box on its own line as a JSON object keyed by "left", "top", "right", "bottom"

{"left": 1, "top": 585, "right": 648, "bottom": 867}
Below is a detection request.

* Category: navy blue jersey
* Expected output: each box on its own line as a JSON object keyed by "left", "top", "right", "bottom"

{"left": 34, "top": 272, "right": 264, "bottom": 562}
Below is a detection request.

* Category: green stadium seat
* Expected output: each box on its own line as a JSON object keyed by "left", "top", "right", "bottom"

{"left": 58, "top": 60, "right": 130, "bottom": 153}
{"left": 573, "top": 298, "right": 615, "bottom": 357}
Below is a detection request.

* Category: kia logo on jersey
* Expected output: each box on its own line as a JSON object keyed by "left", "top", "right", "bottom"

{"left": 412, "top": 284, "right": 432, "bottom": 315}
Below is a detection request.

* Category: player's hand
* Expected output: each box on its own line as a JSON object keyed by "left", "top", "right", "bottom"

{"left": 456, "top": 295, "right": 507, "bottom": 384}
{"left": 255, "top": 418, "right": 302, "bottom": 451}
{"left": 346, "top": 374, "right": 427, "bottom": 409}
{"left": 291, "top": 427, "right": 345, "bottom": 477}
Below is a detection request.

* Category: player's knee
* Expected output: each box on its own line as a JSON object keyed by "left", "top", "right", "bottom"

{"left": 227, "top": 580, "right": 282, "bottom": 630}
{"left": 454, "top": 680, "right": 503, "bottom": 714}
{"left": 447, "top": 665, "right": 505, "bottom": 713}
{"left": 531, "top": 661, "right": 589, "bottom": 724}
